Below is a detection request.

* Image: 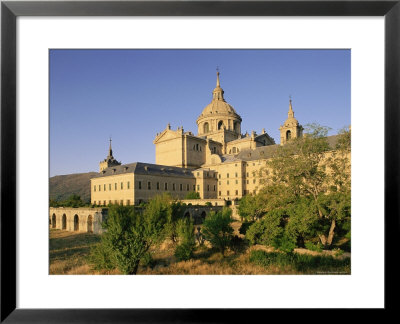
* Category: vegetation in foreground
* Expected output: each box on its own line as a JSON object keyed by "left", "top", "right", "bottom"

{"left": 49, "top": 124, "right": 351, "bottom": 275}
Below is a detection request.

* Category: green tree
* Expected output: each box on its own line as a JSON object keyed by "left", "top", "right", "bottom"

{"left": 174, "top": 217, "right": 196, "bottom": 261}
{"left": 89, "top": 194, "right": 171, "bottom": 274}
{"left": 202, "top": 208, "right": 234, "bottom": 256}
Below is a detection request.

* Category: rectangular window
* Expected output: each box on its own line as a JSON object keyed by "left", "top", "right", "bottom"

{"left": 207, "top": 185, "right": 209, "bottom": 191}
{"left": 253, "top": 179, "right": 256, "bottom": 184}
{"left": 115, "top": 183, "right": 117, "bottom": 190}
{"left": 126, "top": 200, "right": 130, "bottom": 206}
{"left": 114, "top": 200, "right": 118, "bottom": 205}
{"left": 103, "top": 200, "right": 106, "bottom": 206}
{"left": 227, "top": 190, "right": 230, "bottom": 196}
{"left": 235, "top": 172, "right": 238, "bottom": 178}
{"left": 197, "top": 172, "right": 200, "bottom": 176}
{"left": 164, "top": 182, "right": 168, "bottom": 190}
{"left": 109, "top": 183, "right": 111, "bottom": 191}
{"left": 173, "top": 183, "right": 176, "bottom": 191}
{"left": 148, "top": 181, "right": 151, "bottom": 190}
{"left": 247, "top": 180, "right": 249, "bottom": 184}
{"left": 138, "top": 181, "right": 142, "bottom": 189}
{"left": 179, "top": 184, "right": 182, "bottom": 191}
{"left": 104, "top": 184, "right": 106, "bottom": 191}
{"left": 98, "top": 185, "right": 101, "bottom": 191}
{"left": 246, "top": 172, "right": 249, "bottom": 177}
{"left": 109, "top": 200, "right": 111, "bottom": 205}
{"left": 213, "top": 185, "right": 216, "bottom": 191}
{"left": 219, "top": 181, "right": 221, "bottom": 185}
{"left": 157, "top": 182, "right": 160, "bottom": 190}
{"left": 193, "top": 185, "right": 195, "bottom": 191}
{"left": 120, "top": 200, "right": 124, "bottom": 205}
{"left": 186, "top": 184, "right": 189, "bottom": 191}
{"left": 94, "top": 185, "right": 96, "bottom": 192}
{"left": 227, "top": 180, "right": 229, "bottom": 185}
{"left": 93, "top": 201, "right": 96, "bottom": 205}
{"left": 127, "top": 181, "right": 130, "bottom": 189}
{"left": 218, "top": 174, "right": 221, "bottom": 179}
{"left": 235, "top": 180, "right": 238, "bottom": 184}
{"left": 121, "top": 182, "right": 123, "bottom": 190}
{"left": 227, "top": 173, "right": 229, "bottom": 178}
{"left": 197, "top": 185, "right": 200, "bottom": 191}
{"left": 235, "top": 190, "right": 238, "bottom": 195}
{"left": 219, "top": 191, "right": 221, "bottom": 196}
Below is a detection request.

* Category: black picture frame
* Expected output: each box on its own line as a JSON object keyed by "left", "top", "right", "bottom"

{"left": 1, "top": 0, "right": 399, "bottom": 322}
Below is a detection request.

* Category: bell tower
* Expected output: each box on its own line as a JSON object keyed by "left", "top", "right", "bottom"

{"left": 99, "top": 138, "right": 121, "bottom": 172}
{"left": 279, "top": 98, "right": 303, "bottom": 145}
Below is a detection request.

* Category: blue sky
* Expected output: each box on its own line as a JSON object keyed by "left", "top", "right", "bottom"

{"left": 50, "top": 49, "right": 350, "bottom": 177}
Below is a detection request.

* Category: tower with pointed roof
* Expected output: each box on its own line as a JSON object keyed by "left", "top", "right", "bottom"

{"left": 279, "top": 99, "right": 303, "bottom": 145}
{"left": 99, "top": 138, "right": 121, "bottom": 172}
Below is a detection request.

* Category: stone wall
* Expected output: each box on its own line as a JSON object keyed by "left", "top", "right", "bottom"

{"left": 49, "top": 207, "right": 106, "bottom": 234}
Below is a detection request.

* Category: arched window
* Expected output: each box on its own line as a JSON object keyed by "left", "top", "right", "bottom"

{"left": 218, "top": 120, "right": 224, "bottom": 130}
{"left": 74, "top": 214, "right": 79, "bottom": 231}
{"left": 203, "top": 122, "right": 209, "bottom": 133}
{"left": 62, "top": 214, "right": 66, "bottom": 230}
{"left": 52, "top": 214, "right": 56, "bottom": 229}
{"left": 286, "top": 130, "right": 292, "bottom": 140}
{"left": 87, "top": 215, "right": 93, "bottom": 233}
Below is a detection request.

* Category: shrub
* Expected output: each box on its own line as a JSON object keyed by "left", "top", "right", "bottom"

{"left": 305, "top": 241, "right": 323, "bottom": 252}
{"left": 239, "top": 221, "right": 253, "bottom": 235}
{"left": 140, "top": 252, "right": 155, "bottom": 268}
{"left": 185, "top": 192, "right": 200, "bottom": 199}
{"left": 273, "top": 233, "right": 297, "bottom": 253}
{"left": 245, "top": 210, "right": 283, "bottom": 246}
{"left": 89, "top": 195, "right": 170, "bottom": 274}
{"left": 202, "top": 208, "right": 234, "bottom": 256}
{"left": 174, "top": 218, "right": 196, "bottom": 261}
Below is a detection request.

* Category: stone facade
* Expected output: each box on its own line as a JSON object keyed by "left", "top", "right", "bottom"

{"left": 91, "top": 71, "right": 312, "bottom": 205}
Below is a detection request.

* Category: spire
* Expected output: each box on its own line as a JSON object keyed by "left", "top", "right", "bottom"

{"left": 108, "top": 137, "right": 113, "bottom": 158}
{"left": 212, "top": 68, "right": 224, "bottom": 101}
{"left": 288, "top": 97, "right": 294, "bottom": 118}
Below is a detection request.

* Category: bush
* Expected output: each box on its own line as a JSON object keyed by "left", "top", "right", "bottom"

{"left": 202, "top": 208, "right": 234, "bottom": 256}
{"left": 185, "top": 192, "right": 200, "bottom": 199}
{"left": 174, "top": 218, "right": 196, "bottom": 261}
{"left": 305, "top": 241, "right": 323, "bottom": 252}
{"left": 249, "top": 250, "right": 351, "bottom": 272}
{"left": 239, "top": 221, "right": 253, "bottom": 235}
{"left": 272, "top": 233, "right": 297, "bottom": 253}
{"left": 89, "top": 195, "right": 170, "bottom": 274}
{"left": 245, "top": 210, "right": 283, "bottom": 246}
{"left": 140, "top": 252, "right": 155, "bottom": 268}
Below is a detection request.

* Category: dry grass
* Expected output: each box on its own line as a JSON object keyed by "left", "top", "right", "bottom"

{"left": 50, "top": 229, "right": 350, "bottom": 275}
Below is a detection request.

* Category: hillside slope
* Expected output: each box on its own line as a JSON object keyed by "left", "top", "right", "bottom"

{"left": 50, "top": 172, "right": 98, "bottom": 202}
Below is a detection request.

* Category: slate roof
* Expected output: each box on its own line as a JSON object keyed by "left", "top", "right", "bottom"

{"left": 94, "top": 162, "right": 195, "bottom": 179}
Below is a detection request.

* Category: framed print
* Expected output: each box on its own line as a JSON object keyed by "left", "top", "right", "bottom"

{"left": 1, "top": 0, "right": 399, "bottom": 322}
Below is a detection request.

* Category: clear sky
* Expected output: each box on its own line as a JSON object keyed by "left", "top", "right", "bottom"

{"left": 50, "top": 49, "right": 350, "bottom": 177}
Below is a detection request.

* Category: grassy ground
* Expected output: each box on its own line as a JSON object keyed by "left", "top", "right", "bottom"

{"left": 50, "top": 227, "right": 350, "bottom": 275}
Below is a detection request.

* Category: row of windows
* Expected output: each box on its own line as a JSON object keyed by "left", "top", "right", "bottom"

{"left": 94, "top": 182, "right": 130, "bottom": 192}
{"left": 93, "top": 200, "right": 131, "bottom": 206}
{"left": 138, "top": 181, "right": 195, "bottom": 192}
{"left": 218, "top": 179, "right": 259, "bottom": 185}
{"left": 217, "top": 189, "right": 257, "bottom": 197}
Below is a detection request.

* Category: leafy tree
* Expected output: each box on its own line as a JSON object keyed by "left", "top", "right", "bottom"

{"left": 89, "top": 194, "right": 170, "bottom": 274}
{"left": 184, "top": 191, "right": 200, "bottom": 199}
{"left": 202, "top": 208, "right": 234, "bottom": 256}
{"left": 245, "top": 209, "right": 284, "bottom": 246}
{"left": 174, "top": 217, "right": 196, "bottom": 261}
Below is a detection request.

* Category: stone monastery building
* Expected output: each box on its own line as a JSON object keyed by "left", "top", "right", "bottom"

{"left": 91, "top": 71, "right": 307, "bottom": 206}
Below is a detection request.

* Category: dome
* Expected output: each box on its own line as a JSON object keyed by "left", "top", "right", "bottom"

{"left": 197, "top": 71, "right": 241, "bottom": 121}
{"left": 200, "top": 99, "right": 238, "bottom": 117}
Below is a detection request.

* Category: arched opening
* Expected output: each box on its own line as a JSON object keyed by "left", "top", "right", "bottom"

{"left": 234, "top": 121, "right": 239, "bottom": 133}
{"left": 218, "top": 120, "right": 224, "bottom": 130}
{"left": 203, "top": 122, "right": 209, "bottom": 133}
{"left": 286, "top": 130, "right": 292, "bottom": 140}
{"left": 74, "top": 214, "right": 79, "bottom": 231}
{"left": 87, "top": 215, "right": 93, "bottom": 233}
{"left": 52, "top": 214, "right": 56, "bottom": 229}
{"left": 184, "top": 211, "right": 190, "bottom": 218}
{"left": 62, "top": 214, "right": 66, "bottom": 230}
